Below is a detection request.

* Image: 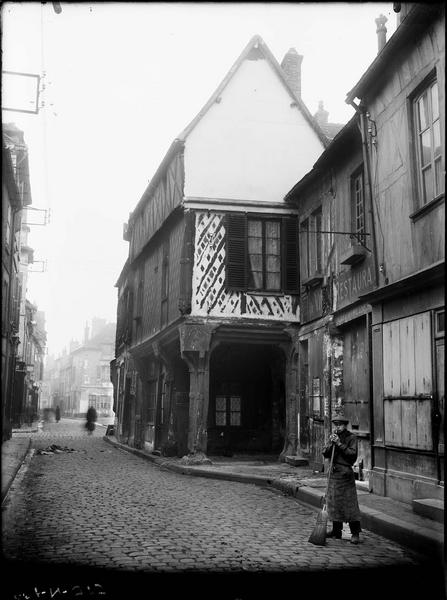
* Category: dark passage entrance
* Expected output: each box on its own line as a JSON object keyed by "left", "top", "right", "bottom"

{"left": 208, "top": 343, "right": 285, "bottom": 456}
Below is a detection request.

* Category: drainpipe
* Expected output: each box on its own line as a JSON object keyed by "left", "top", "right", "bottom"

{"left": 348, "top": 100, "right": 380, "bottom": 286}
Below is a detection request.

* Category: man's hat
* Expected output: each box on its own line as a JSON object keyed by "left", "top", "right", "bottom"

{"left": 332, "top": 416, "right": 349, "bottom": 424}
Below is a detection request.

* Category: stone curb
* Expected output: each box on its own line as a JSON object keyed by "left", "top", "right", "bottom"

{"left": 103, "top": 436, "right": 273, "bottom": 486}
{"left": 1, "top": 438, "right": 32, "bottom": 504}
{"left": 103, "top": 435, "right": 444, "bottom": 560}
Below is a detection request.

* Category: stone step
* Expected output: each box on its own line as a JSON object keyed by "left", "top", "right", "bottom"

{"left": 412, "top": 498, "right": 444, "bottom": 523}
{"left": 285, "top": 455, "right": 309, "bottom": 467}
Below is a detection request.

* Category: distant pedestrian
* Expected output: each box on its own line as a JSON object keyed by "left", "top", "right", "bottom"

{"left": 322, "top": 415, "right": 361, "bottom": 544}
{"left": 85, "top": 406, "right": 97, "bottom": 435}
{"left": 55, "top": 405, "right": 61, "bottom": 423}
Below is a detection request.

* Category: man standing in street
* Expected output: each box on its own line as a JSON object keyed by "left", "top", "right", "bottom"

{"left": 322, "top": 415, "right": 362, "bottom": 544}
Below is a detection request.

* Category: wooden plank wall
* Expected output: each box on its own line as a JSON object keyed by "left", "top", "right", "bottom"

{"left": 129, "top": 152, "right": 184, "bottom": 263}
{"left": 138, "top": 216, "right": 186, "bottom": 341}
{"left": 368, "top": 16, "right": 445, "bottom": 283}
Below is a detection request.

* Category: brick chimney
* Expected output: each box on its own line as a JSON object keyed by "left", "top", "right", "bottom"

{"left": 281, "top": 48, "right": 303, "bottom": 99}
{"left": 314, "top": 101, "right": 329, "bottom": 128}
{"left": 375, "top": 14, "right": 388, "bottom": 53}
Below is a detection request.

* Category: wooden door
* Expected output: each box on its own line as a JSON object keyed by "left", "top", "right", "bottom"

{"left": 435, "top": 339, "right": 444, "bottom": 457}
{"left": 343, "top": 317, "right": 371, "bottom": 476}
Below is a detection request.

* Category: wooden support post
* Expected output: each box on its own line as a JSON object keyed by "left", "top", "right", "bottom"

{"left": 281, "top": 327, "right": 301, "bottom": 461}
{"left": 178, "top": 321, "right": 217, "bottom": 464}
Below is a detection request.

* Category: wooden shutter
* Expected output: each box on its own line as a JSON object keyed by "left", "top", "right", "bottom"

{"left": 226, "top": 213, "right": 247, "bottom": 290}
{"left": 283, "top": 217, "right": 299, "bottom": 293}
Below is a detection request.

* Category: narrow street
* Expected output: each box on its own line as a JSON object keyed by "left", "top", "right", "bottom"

{"left": 2, "top": 420, "right": 434, "bottom": 599}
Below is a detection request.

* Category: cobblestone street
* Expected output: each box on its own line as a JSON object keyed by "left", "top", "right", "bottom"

{"left": 2, "top": 420, "right": 439, "bottom": 599}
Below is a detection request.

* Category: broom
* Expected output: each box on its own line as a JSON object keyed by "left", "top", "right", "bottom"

{"left": 308, "top": 443, "right": 335, "bottom": 546}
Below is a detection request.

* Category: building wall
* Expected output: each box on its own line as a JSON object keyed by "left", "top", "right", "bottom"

{"left": 184, "top": 57, "right": 324, "bottom": 202}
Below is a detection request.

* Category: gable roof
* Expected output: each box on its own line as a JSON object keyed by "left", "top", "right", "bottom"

{"left": 177, "top": 34, "right": 329, "bottom": 147}
{"left": 129, "top": 35, "right": 329, "bottom": 224}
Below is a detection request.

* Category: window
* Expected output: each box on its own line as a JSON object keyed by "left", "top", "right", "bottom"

{"left": 215, "top": 395, "right": 241, "bottom": 426}
{"left": 351, "top": 168, "right": 366, "bottom": 244}
{"left": 88, "top": 394, "right": 99, "bottom": 408}
{"left": 300, "top": 207, "right": 323, "bottom": 283}
{"left": 414, "top": 79, "right": 443, "bottom": 206}
{"left": 5, "top": 205, "right": 12, "bottom": 249}
{"left": 226, "top": 214, "right": 298, "bottom": 293}
{"left": 247, "top": 219, "right": 281, "bottom": 290}
{"left": 435, "top": 309, "right": 445, "bottom": 336}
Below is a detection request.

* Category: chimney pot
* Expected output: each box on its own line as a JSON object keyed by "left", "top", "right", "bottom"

{"left": 314, "top": 100, "right": 329, "bottom": 127}
{"left": 281, "top": 47, "right": 303, "bottom": 99}
{"left": 375, "top": 14, "right": 388, "bottom": 53}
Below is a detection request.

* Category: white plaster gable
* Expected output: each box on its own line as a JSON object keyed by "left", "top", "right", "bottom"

{"left": 183, "top": 55, "right": 325, "bottom": 203}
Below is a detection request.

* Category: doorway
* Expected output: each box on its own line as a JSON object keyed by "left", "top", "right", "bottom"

{"left": 207, "top": 343, "right": 285, "bottom": 456}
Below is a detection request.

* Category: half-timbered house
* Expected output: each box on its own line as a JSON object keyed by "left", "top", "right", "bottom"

{"left": 113, "top": 35, "right": 330, "bottom": 462}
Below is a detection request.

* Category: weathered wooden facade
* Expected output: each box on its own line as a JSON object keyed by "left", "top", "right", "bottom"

{"left": 285, "top": 115, "right": 376, "bottom": 479}
{"left": 286, "top": 3, "right": 445, "bottom": 504}
{"left": 345, "top": 3, "right": 445, "bottom": 504}
{"left": 112, "top": 35, "right": 330, "bottom": 462}
{"left": 2, "top": 124, "right": 33, "bottom": 438}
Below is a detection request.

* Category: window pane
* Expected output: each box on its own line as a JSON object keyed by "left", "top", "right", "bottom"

{"left": 248, "top": 236, "right": 262, "bottom": 253}
{"left": 216, "top": 412, "right": 226, "bottom": 426}
{"left": 431, "top": 82, "right": 439, "bottom": 120}
{"left": 433, "top": 120, "right": 441, "bottom": 157}
{"left": 417, "top": 93, "right": 428, "bottom": 130}
{"left": 266, "top": 272, "right": 281, "bottom": 290}
{"left": 435, "top": 158, "right": 443, "bottom": 196}
{"left": 436, "top": 311, "right": 445, "bottom": 335}
{"left": 216, "top": 397, "right": 226, "bottom": 411}
{"left": 230, "top": 412, "right": 241, "bottom": 426}
{"left": 420, "top": 130, "right": 432, "bottom": 166}
{"left": 230, "top": 396, "right": 240, "bottom": 411}
{"left": 266, "top": 255, "right": 281, "bottom": 272}
{"left": 249, "top": 270, "right": 263, "bottom": 289}
{"left": 248, "top": 253, "right": 262, "bottom": 271}
{"left": 265, "top": 221, "right": 280, "bottom": 239}
{"left": 422, "top": 166, "right": 434, "bottom": 204}
{"left": 265, "top": 237, "right": 280, "bottom": 255}
{"left": 248, "top": 220, "right": 262, "bottom": 236}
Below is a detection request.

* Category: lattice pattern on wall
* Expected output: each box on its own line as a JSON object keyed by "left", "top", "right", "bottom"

{"left": 192, "top": 212, "right": 298, "bottom": 321}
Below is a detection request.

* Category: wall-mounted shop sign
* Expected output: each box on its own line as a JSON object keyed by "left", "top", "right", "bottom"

{"left": 336, "top": 261, "right": 375, "bottom": 309}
